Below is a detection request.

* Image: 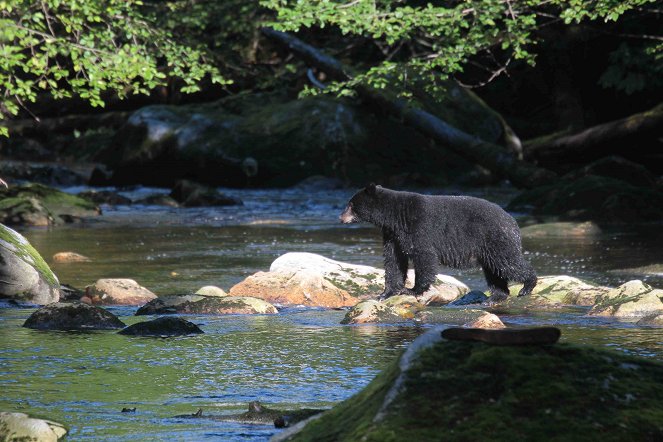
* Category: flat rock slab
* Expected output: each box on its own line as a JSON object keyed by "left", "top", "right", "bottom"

{"left": 441, "top": 326, "right": 561, "bottom": 346}
{"left": 23, "top": 302, "right": 125, "bottom": 330}
{"left": 119, "top": 317, "right": 203, "bottom": 336}
{"left": 0, "top": 411, "right": 67, "bottom": 441}
{"left": 136, "top": 295, "right": 277, "bottom": 315}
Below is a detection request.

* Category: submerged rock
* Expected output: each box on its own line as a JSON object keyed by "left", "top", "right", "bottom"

{"left": 279, "top": 328, "right": 663, "bottom": 441}
{"left": 340, "top": 299, "right": 414, "bottom": 324}
{"left": 78, "top": 190, "right": 132, "bottom": 206}
{"left": 169, "top": 180, "right": 243, "bottom": 207}
{"left": 23, "top": 302, "right": 125, "bottom": 330}
{"left": 230, "top": 252, "right": 467, "bottom": 308}
{"left": 119, "top": 316, "right": 203, "bottom": 336}
{"left": 414, "top": 308, "right": 493, "bottom": 325}
{"left": 520, "top": 221, "right": 601, "bottom": 238}
{"left": 588, "top": 280, "right": 663, "bottom": 318}
{"left": 136, "top": 294, "right": 277, "bottom": 315}
{"left": 0, "top": 411, "right": 67, "bottom": 441}
{"left": 181, "top": 401, "right": 323, "bottom": 428}
{"left": 52, "top": 251, "right": 91, "bottom": 263}
{"left": 0, "top": 183, "right": 100, "bottom": 226}
{"left": 84, "top": 278, "right": 157, "bottom": 306}
{"left": 0, "top": 223, "right": 61, "bottom": 305}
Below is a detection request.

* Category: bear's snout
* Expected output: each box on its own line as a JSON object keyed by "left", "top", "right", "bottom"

{"left": 340, "top": 204, "right": 357, "bottom": 223}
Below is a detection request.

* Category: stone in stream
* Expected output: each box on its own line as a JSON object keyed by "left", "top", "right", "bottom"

{"left": 118, "top": 317, "right": 203, "bottom": 336}
{"left": 0, "top": 223, "right": 61, "bottom": 305}
{"left": 0, "top": 411, "right": 67, "bottom": 441}
{"left": 23, "top": 302, "right": 125, "bottom": 330}
{"left": 135, "top": 294, "right": 277, "bottom": 315}
{"left": 587, "top": 280, "right": 663, "bottom": 318}
{"left": 84, "top": 278, "right": 157, "bottom": 306}
{"left": 176, "top": 401, "right": 323, "bottom": 428}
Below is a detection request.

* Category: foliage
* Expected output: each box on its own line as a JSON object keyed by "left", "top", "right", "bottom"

{"left": 263, "top": 0, "right": 662, "bottom": 97}
{"left": 0, "top": 0, "right": 235, "bottom": 136}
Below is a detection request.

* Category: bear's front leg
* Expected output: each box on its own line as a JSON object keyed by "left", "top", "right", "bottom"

{"left": 378, "top": 231, "right": 408, "bottom": 300}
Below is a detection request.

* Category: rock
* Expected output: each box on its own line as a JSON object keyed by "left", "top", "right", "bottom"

{"left": 52, "top": 252, "right": 91, "bottom": 263}
{"left": 78, "top": 190, "right": 132, "bottom": 206}
{"left": 508, "top": 275, "right": 610, "bottom": 307}
{"left": 574, "top": 156, "right": 657, "bottom": 189}
{"left": 135, "top": 294, "right": 277, "bottom": 315}
{"left": 84, "top": 278, "right": 157, "bottom": 306}
{"left": 195, "top": 285, "right": 228, "bottom": 297}
{"left": 0, "top": 411, "right": 67, "bottom": 441}
{"left": 280, "top": 328, "right": 663, "bottom": 441}
{"left": 230, "top": 252, "right": 466, "bottom": 308}
{"left": 0, "top": 183, "right": 101, "bottom": 226}
{"left": 414, "top": 308, "right": 492, "bottom": 325}
{"left": 23, "top": 302, "right": 125, "bottom": 330}
{"left": 0, "top": 223, "right": 61, "bottom": 305}
{"left": 134, "top": 193, "right": 180, "bottom": 207}
{"left": 521, "top": 221, "right": 601, "bottom": 238}
{"left": 118, "top": 317, "right": 203, "bottom": 336}
{"left": 637, "top": 314, "right": 663, "bottom": 326}
{"left": 442, "top": 326, "right": 560, "bottom": 345}
{"left": 0, "top": 159, "right": 87, "bottom": 186}
{"left": 189, "top": 401, "right": 323, "bottom": 427}
{"left": 508, "top": 175, "right": 663, "bottom": 223}
{"left": 588, "top": 280, "right": 663, "bottom": 318}
{"left": 96, "top": 92, "right": 492, "bottom": 188}
{"left": 414, "top": 274, "right": 469, "bottom": 306}
{"left": 463, "top": 312, "right": 505, "bottom": 329}
{"left": 341, "top": 298, "right": 421, "bottom": 324}
{"left": 292, "top": 175, "right": 345, "bottom": 191}
{"left": 448, "top": 290, "right": 489, "bottom": 306}
{"left": 169, "top": 180, "right": 243, "bottom": 207}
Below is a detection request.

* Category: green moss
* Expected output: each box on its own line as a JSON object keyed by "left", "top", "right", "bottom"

{"left": 0, "top": 223, "right": 59, "bottom": 287}
{"left": 289, "top": 341, "right": 663, "bottom": 441}
{"left": 0, "top": 183, "right": 99, "bottom": 222}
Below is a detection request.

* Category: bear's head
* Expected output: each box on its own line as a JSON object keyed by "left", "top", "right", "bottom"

{"left": 339, "top": 183, "right": 382, "bottom": 224}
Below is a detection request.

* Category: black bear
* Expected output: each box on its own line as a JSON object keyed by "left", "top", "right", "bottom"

{"left": 340, "top": 184, "right": 536, "bottom": 302}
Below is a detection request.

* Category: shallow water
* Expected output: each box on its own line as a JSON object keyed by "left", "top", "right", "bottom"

{"left": 2, "top": 186, "right": 663, "bottom": 440}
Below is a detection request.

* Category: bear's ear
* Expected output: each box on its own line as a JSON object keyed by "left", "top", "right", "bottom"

{"left": 366, "top": 183, "right": 378, "bottom": 195}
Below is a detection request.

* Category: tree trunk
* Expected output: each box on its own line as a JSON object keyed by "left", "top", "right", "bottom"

{"left": 524, "top": 102, "right": 663, "bottom": 169}
{"left": 262, "top": 28, "right": 556, "bottom": 189}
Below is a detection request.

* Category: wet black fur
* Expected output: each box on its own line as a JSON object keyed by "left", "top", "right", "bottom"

{"left": 342, "top": 184, "right": 537, "bottom": 301}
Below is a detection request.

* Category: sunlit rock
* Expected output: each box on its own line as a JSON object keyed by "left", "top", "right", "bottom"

{"left": 0, "top": 411, "right": 67, "bottom": 441}
{"left": 0, "top": 223, "right": 60, "bottom": 305}
{"left": 463, "top": 312, "right": 505, "bottom": 329}
{"left": 508, "top": 275, "right": 610, "bottom": 307}
{"left": 520, "top": 221, "right": 601, "bottom": 237}
{"left": 588, "top": 280, "right": 663, "bottom": 318}
{"left": 414, "top": 308, "right": 491, "bottom": 325}
{"left": 230, "top": 252, "right": 467, "bottom": 308}
{"left": 52, "top": 251, "right": 91, "bottom": 263}
{"left": 23, "top": 302, "right": 125, "bottom": 330}
{"left": 340, "top": 300, "right": 408, "bottom": 324}
{"left": 84, "top": 278, "right": 157, "bottom": 306}
{"left": 195, "top": 285, "right": 228, "bottom": 297}
{"left": 136, "top": 294, "right": 277, "bottom": 315}
{"left": 119, "top": 317, "right": 203, "bottom": 336}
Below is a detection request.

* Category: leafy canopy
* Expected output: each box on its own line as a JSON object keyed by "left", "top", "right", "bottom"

{"left": 262, "top": 0, "right": 661, "bottom": 97}
{"left": 0, "top": 0, "right": 232, "bottom": 135}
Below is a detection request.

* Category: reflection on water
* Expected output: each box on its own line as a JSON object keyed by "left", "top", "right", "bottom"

{"left": 2, "top": 186, "right": 663, "bottom": 440}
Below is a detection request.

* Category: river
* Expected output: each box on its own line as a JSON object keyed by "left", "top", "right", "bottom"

{"left": 1, "top": 186, "right": 662, "bottom": 440}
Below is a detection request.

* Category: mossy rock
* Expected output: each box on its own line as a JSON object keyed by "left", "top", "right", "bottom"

{"left": 281, "top": 330, "right": 663, "bottom": 441}
{"left": 413, "top": 307, "right": 491, "bottom": 325}
{"left": 341, "top": 300, "right": 416, "bottom": 324}
{"left": 136, "top": 295, "right": 278, "bottom": 315}
{"left": 0, "top": 183, "right": 100, "bottom": 226}
{"left": 23, "top": 302, "right": 125, "bottom": 330}
{"left": 588, "top": 280, "right": 663, "bottom": 318}
{"left": 0, "top": 223, "right": 60, "bottom": 304}
{"left": 507, "top": 175, "right": 663, "bottom": 223}
{"left": 118, "top": 317, "right": 203, "bottom": 336}
{"left": 508, "top": 275, "right": 610, "bottom": 308}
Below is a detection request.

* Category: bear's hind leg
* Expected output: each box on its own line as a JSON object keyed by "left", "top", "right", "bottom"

{"left": 379, "top": 231, "right": 409, "bottom": 300}
{"left": 483, "top": 267, "right": 510, "bottom": 303}
{"left": 517, "top": 263, "right": 537, "bottom": 297}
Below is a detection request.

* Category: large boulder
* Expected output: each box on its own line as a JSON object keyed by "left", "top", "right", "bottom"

{"left": 0, "top": 183, "right": 100, "bottom": 226}
{"left": 230, "top": 252, "right": 467, "bottom": 309}
{"left": 135, "top": 294, "right": 277, "bottom": 315}
{"left": 84, "top": 278, "right": 157, "bottom": 306}
{"left": 588, "top": 280, "right": 663, "bottom": 318}
{"left": 0, "top": 411, "right": 67, "bottom": 441}
{"left": 508, "top": 275, "right": 610, "bottom": 307}
{"left": 96, "top": 91, "right": 503, "bottom": 188}
{"left": 23, "top": 302, "right": 125, "bottom": 330}
{"left": 275, "top": 328, "right": 663, "bottom": 441}
{"left": 169, "top": 180, "right": 243, "bottom": 207}
{"left": 0, "top": 223, "right": 60, "bottom": 305}
{"left": 508, "top": 175, "right": 663, "bottom": 223}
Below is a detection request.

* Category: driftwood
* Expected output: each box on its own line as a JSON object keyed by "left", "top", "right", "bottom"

{"left": 523, "top": 102, "right": 663, "bottom": 168}
{"left": 262, "top": 28, "right": 557, "bottom": 189}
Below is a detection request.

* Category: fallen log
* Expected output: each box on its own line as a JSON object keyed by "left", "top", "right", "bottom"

{"left": 262, "top": 28, "right": 557, "bottom": 189}
{"left": 523, "top": 102, "right": 663, "bottom": 169}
